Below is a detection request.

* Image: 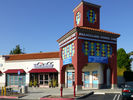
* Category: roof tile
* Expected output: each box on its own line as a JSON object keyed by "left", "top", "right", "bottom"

{"left": 5, "top": 52, "right": 59, "bottom": 61}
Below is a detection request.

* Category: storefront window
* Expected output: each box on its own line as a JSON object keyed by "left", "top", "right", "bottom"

{"left": 7, "top": 74, "right": 26, "bottom": 86}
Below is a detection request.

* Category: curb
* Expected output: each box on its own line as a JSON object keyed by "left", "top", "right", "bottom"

{"left": 40, "top": 98, "right": 74, "bottom": 100}
{"left": 76, "top": 91, "right": 94, "bottom": 99}
{"left": 0, "top": 96, "right": 18, "bottom": 99}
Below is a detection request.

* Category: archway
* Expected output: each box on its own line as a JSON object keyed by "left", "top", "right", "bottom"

{"left": 82, "top": 63, "right": 105, "bottom": 89}
{"left": 64, "top": 64, "right": 75, "bottom": 88}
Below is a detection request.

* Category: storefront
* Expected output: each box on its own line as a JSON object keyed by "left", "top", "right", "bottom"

{"left": 4, "top": 69, "right": 26, "bottom": 87}
{"left": 0, "top": 52, "right": 60, "bottom": 87}
{"left": 29, "top": 62, "right": 58, "bottom": 87}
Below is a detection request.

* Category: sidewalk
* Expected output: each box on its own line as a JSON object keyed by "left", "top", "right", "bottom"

{"left": 19, "top": 87, "right": 92, "bottom": 99}
{"left": 19, "top": 87, "right": 122, "bottom": 99}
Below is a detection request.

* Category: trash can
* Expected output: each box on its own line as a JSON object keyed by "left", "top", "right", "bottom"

{"left": 21, "top": 86, "right": 28, "bottom": 93}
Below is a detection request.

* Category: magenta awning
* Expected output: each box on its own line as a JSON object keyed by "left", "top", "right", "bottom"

{"left": 29, "top": 68, "right": 58, "bottom": 73}
{"left": 4, "top": 69, "right": 25, "bottom": 73}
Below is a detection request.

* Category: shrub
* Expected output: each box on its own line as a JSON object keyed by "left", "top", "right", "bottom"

{"left": 33, "top": 80, "right": 37, "bottom": 87}
{"left": 49, "top": 81, "right": 52, "bottom": 88}
{"left": 29, "top": 81, "right": 33, "bottom": 87}
{"left": 52, "top": 80, "right": 57, "bottom": 88}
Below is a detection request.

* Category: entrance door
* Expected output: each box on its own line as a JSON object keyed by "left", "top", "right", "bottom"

{"left": 39, "top": 74, "right": 49, "bottom": 86}
{"left": 84, "top": 72, "right": 90, "bottom": 88}
{"left": 39, "top": 74, "right": 44, "bottom": 85}
{"left": 67, "top": 72, "right": 72, "bottom": 87}
{"left": 92, "top": 71, "right": 98, "bottom": 88}
{"left": 44, "top": 74, "right": 48, "bottom": 86}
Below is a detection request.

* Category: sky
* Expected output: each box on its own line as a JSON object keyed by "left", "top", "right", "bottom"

{"left": 0, "top": 0, "right": 132, "bottom": 55}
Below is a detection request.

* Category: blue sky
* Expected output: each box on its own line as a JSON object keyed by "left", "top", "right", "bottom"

{"left": 0, "top": 0, "right": 132, "bottom": 55}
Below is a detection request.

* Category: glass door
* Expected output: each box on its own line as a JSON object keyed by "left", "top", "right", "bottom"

{"left": 92, "top": 71, "right": 98, "bottom": 88}
{"left": 84, "top": 72, "right": 90, "bottom": 88}
{"left": 44, "top": 74, "right": 48, "bottom": 86}
{"left": 39, "top": 74, "right": 43, "bottom": 85}
{"left": 67, "top": 72, "right": 72, "bottom": 87}
{"left": 39, "top": 74, "right": 49, "bottom": 86}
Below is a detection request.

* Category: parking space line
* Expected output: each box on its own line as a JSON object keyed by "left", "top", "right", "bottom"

{"left": 113, "top": 94, "right": 117, "bottom": 100}
{"left": 117, "top": 94, "right": 120, "bottom": 100}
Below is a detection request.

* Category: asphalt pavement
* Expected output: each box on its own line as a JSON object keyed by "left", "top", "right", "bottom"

{"left": 76, "top": 93, "right": 122, "bottom": 100}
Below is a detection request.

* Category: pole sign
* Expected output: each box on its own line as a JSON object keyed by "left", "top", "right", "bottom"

{"left": 18, "top": 71, "right": 20, "bottom": 75}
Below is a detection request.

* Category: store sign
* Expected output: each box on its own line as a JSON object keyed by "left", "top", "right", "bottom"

{"left": 34, "top": 62, "right": 54, "bottom": 69}
{"left": 18, "top": 71, "right": 20, "bottom": 75}
{"left": 88, "top": 56, "right": 108, "bottom": 64}
{"left": 63, "top": 57, "right": 72, "bottom": 65}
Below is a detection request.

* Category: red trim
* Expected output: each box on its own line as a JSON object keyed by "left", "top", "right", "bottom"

{"left": 0, "top": 71, "right": 2, "bottom": 74}
{"left": 29, "top": 68, "right": 58, "bottom": 73}
{"left": 4, "top": 69, "right": 25, "bottom": 73}
{"left": 40, "top": 98, "right": 74, "bottom": 100}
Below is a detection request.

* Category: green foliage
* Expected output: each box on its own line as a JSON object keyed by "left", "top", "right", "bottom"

{"left": 33, "top": 80, "right": 37, "bottom": 87}
{"left": 49, "top": 81, "right": 52, "bottom": 87}
{"left": 52, "top": 79, "right": 57, "bottom": 87}
{"left": 117, "top": 48, "right": 131, "bottom": 71}
{"left": 29, "top": 81, "right": 33, "bottom": 87}
{"left": 117, "top": 66, "right": 127, "bottom": 76}
{"left": 10, "top": 45, "right": 24, "bottom": 55}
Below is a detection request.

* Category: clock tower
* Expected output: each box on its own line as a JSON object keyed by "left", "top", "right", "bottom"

{"left": 58, "top": 1, "right": 120, "bottom": 91}
{"left": 73, "top": 1, "right": 101, "bottom": 29}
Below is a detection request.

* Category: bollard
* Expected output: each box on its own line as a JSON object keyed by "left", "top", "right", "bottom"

{"left": 60, "top": 86, "right": 63, "bottom": 97}
{"left": 1, "top": 87, "right": 3, "bottom": 96}
{"left": 4, "top": 86, "right": 6, "bottom": 96}
{"left": 73, "top": 83, "right": 76, "bottom": 97}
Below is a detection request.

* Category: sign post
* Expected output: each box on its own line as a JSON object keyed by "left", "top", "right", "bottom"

{"left": 18, "top": 71, "right": 20, "bottom": 87}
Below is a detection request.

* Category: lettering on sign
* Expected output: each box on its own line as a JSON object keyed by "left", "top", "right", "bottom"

{"left": 79, "top": 33, "right": 100, "bottom": 38}
{"left": 34, "top": 62, "right": 54, "bottom": 69}
{"left": 79, "top": 33, "right": 112, "bottom": 40}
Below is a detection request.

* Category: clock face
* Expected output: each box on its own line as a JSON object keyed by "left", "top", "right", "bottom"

{"left": 87, "top": 10, "right": 96, "bottom": 24}
{"left": 76, "top": 11, "right": 81, "bottom": 25}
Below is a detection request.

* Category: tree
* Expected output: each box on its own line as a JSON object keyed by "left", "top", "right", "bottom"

{"left": 117, "top": 48, "right": 132, "bottom": 71}
{"left": 128, "top": 51, "right": 133, "bottom": 62}
{"left": 10, "top": 45, "right": 25, "bottom": 54}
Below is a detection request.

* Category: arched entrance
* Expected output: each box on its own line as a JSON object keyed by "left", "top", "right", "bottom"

{"left": 65, "top": 64, "right": 75, "bottom": 88}
{"left": 82, "top": 63, "right": 105, "bottom": 89}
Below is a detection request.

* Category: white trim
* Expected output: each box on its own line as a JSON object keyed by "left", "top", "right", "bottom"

{"left": 59, "top": 33, "right": 76, "bottom": 46}
{"left": 78, "top": 37, "right": 116, "bottom": 44}
{"left": 60, "top": 37, "right": 76, "bottom": 47}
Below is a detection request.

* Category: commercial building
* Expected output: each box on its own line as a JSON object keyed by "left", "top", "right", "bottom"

{"left": 0, "top": 52, "right": 60, "bottom": 87}
{"left": 57, "top": 1, "right": 120, "bottom": 91}
{"left": 0, "top": 1, "right": 120, "bottom": 90}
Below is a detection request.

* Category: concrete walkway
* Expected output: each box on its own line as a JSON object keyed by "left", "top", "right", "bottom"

{"left": 19, "top": 87, "right": 122, "bottom": 99}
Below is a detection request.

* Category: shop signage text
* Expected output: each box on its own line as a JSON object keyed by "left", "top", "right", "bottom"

{"left": 34, "top": 62, "right": 54, "bottom": 69}
{"left": 63, "top": 57, "right": 72, "bottom": 65}
{"left": 88, "top": 56, "right": 108, "bottom": 64}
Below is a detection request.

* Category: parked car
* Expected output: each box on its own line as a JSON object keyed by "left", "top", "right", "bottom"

{"left": 122, "top": 82, "right": 133, "bottom": 100}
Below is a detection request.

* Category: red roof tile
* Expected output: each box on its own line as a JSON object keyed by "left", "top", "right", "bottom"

{"left": 79, "top": 26, "right": 120, "bottom": 36}
{"left": 5, "top": 52, "right": 59, "bottom": 61}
